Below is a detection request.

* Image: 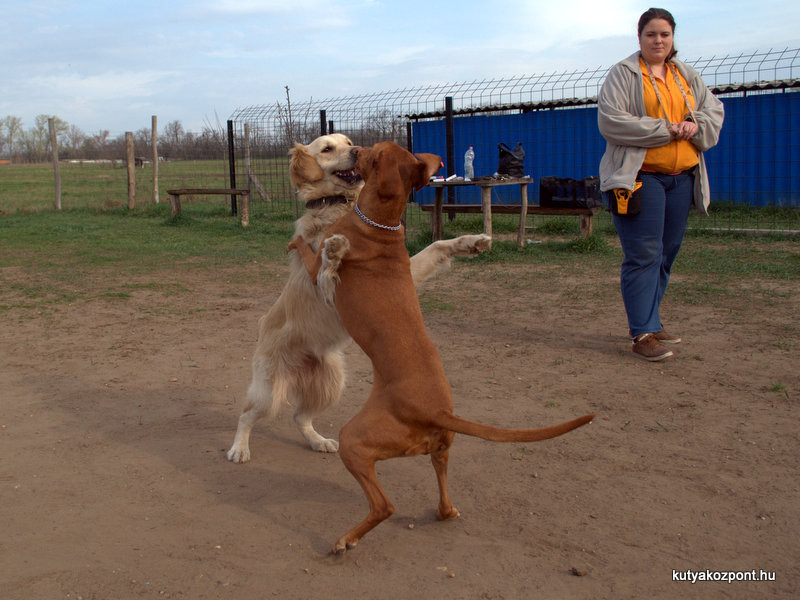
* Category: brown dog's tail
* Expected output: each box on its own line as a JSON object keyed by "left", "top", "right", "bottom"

{"left": 432, "top": 411, "right": 594, "bottom": 442}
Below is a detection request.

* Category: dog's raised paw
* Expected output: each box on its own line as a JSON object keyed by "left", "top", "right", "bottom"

{"left": 457, "top": 233, "right": 491, "bottom": 255}
{"left": 323, "top": 234, "right": 350, "bottom": 260}
{"left": 318, "top": 235, "right": 350, "bottom": 305}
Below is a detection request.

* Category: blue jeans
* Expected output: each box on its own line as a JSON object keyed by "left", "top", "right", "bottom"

{"left": 612, "top": 171, "right": 694, "bottom": 338}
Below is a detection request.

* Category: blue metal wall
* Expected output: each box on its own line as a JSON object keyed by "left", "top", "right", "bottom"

{"left": 412, "top": 91, "right": 799, "bottom": 207}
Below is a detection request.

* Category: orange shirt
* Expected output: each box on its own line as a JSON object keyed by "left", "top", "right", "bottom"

{"left": 640, "top": 57, "right": 700, "bottom": 174}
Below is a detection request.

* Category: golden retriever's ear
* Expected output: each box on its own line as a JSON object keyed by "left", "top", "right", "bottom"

{"left": 289, "top": 143, "right": 325, "bottom": 186}
{"left": 412, "top": 153, "right": 442, "bottom": 191}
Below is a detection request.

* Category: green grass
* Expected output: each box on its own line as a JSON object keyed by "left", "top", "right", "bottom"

{"left": 1, "top": 163, "right": 798, "bottom": 318}
{"left": 0, "top": 159, "right": 293, "bottom": 214}
{"left": 0, "top": 203, "right": 296, "bottom": 269}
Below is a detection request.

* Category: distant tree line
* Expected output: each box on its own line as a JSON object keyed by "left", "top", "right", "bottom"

{"left": 0, "top": 115, "right": 228, "bottom": 164}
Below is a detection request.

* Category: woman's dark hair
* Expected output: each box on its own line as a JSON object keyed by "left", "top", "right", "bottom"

{"left": 638, "top": 7, "right": 678, "bottom": 60}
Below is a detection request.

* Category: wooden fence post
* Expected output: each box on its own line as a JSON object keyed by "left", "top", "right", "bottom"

{"left": 126, "top": 132, "right": 135, "bottom": 209}
{"left": 49, "top": 118, "right": 61, "bottom": 210}
{"left": 152, "top": 116, "right": 159, "bottom": 204}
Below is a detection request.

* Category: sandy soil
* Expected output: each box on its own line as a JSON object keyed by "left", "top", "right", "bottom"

{"left": 1, "top": 240, "right": 798, "bottom": 599}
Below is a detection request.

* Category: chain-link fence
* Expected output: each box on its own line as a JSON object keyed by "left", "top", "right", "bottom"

{"left": 229, "top": 48, "right": 800, "bottom": 233}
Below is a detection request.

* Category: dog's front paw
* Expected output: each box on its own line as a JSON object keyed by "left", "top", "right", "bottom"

{"left": 323, "top": 234, "right": 350, "bottom": 261}
{"left": 451, "top": 233, "right": 492, "bottom": 255}
{"left": 318, "top": 234, "right": 350, "bottom": 305}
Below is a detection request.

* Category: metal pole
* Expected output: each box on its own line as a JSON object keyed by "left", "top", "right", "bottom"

{"left": 227, "top": 119, "right": 237, "bottom": 215}
{"left": 49, "top": 118, "right": 61, "bottom": 210}
{"left": 151, "top": 115, "right": 159, "bottom": 204}
{"left": 320, "top": 110, "right": 327, "bottom": 135}
{"left": 445, "top": 96, "right": 455, "bottom": 203}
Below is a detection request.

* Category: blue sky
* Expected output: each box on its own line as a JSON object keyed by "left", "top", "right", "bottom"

{"left": 1, "top": 0, "right": 797, "bottom": 136}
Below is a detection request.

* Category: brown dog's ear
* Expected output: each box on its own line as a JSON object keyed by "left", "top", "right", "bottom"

{"left": 412, "top": 153, "right": 442, "bottom": 191}
{"left": 377, "top": 158, "right": 403, "bottom": 199}
{"left": 289, "top": 143, "right": 325, "bottom": 186}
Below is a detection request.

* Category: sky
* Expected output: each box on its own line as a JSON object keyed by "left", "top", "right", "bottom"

{"left": 1, "top": 0, "right": 797, "bottom": 137}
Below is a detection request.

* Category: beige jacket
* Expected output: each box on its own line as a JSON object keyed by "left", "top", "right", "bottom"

{"left": 598, "top": 52, "right": 725, "bottom": 214}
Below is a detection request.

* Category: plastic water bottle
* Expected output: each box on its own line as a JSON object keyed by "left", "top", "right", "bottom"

{"left": 464, "top": 146, "right": 475, "bottom": 181}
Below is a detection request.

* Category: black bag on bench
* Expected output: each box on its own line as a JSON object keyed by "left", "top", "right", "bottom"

{"left": 539, "top": 176, "right": 601, "bottom": 209}
{"left": 497, "top": 143, "right": 526, "bottom": 178}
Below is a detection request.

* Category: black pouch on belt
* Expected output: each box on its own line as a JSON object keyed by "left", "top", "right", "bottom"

{"left": 607, "top": 181, "right": 643, "bottom": 216}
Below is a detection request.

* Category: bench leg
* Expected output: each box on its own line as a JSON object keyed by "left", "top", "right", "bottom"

{"left": 240, "top": 192, "right": 250, "bottom": 227}
{"left": 481, "top": 186, "right": 492, "bottom": 248}
{"left": 580, "top": 214, "right": 594, "bottom": 238}
{"left": 517, "top": 182, "right": 528, "bottom": 249}
{"left": 169, "top": 193, "right": 181, "bottom": 218}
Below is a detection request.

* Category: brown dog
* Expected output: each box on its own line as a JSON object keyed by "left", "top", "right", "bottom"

{"left": 290, "top": 142, "right": 594, "bottom": 553}
{"left": 227, "top": 134, "right": 492, "bottom": 463}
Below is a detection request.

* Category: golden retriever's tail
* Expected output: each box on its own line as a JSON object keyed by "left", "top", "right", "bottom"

{"left": 432, "top": 411, "right": 594, "bottom": 442}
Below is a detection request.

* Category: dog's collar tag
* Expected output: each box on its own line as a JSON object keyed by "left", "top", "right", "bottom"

{"left": 354, "top": 203, "right": 402, "bottom": 231}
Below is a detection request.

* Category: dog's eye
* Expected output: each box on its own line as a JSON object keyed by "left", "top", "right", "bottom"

{"left": 322, "top": 146, "right": 333, "bottom": 153}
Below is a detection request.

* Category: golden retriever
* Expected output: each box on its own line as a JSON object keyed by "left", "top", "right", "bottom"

{"left": 227, "top": 134, "right": 490, "bottom": 462}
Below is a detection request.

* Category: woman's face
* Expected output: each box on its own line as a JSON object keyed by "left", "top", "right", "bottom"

{"left": 639, "top": 18, "right": 674, "bottom": 64}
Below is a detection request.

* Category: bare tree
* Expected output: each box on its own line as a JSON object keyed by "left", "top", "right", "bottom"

{"left": 63, "top": 124, "right": 86, "bottom": 158}
{"left": 1, "top": 115, "right": 23, "bottom": 163}
{"left": 162, "top": 120, "right": 184, "bottom": 158}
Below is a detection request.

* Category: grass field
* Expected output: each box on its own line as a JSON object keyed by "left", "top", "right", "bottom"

{"left": 2, "top": 161, "right": 799, "bottom": 235}
{"left": 1, "top": 200, "right": 797, "bottom": 318}
{"left": 0, "top": 159, "right": 295, "bottom": 214}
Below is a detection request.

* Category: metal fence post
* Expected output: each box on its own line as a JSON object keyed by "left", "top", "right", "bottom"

{"left": 445, "top": 96, "right": 455, "bottom": 203}
{"left": 227, "top": 119, "right": 237, "bottom": 216}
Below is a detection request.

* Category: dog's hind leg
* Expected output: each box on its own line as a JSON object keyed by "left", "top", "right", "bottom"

{"left": 331, "top": 417, "right": 398, "bottom": 553}
{"left": 293, "top": 351, "right": 345, "bottom": 453}
{"left": 227, "top": 355, "right": 285, "bottom": 463}
{"left": 431, "top": 433, "right": 460, "bottom": 521}
{"left": 332, "top": 453, "right": 394, "bottom": 554}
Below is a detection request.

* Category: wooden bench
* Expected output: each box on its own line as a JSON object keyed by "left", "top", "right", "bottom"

{"left": 167, "top": 188, "right": 251, "bottom": 226}
{"left": 423, "top": 177, "right": 600, "bottom": 247}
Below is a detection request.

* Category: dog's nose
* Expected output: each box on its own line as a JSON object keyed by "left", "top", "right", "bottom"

{"left": 352, "top": 146, "right": 362, "bottom": 157}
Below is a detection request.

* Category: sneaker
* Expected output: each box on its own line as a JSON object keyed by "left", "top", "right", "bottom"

{"left": 654, "top": 329, "right": 681, "bottom": 344}
{"left": 632, "top": 333, "right": 673, "bottom": 362}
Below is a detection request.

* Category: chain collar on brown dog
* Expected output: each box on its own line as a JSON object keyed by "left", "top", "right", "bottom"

{"left": 354, "top": 203, "right": 402, "bottom": 231}
{"left": 305, "top": 195, "right": 349, "bottom": 210}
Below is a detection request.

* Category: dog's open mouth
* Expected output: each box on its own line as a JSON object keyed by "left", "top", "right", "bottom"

{"left": 335, "top": 169, "right": 362, "bottom": 185}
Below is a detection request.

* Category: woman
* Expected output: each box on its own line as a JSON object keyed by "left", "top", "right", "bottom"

{"left": 598, "top": 7, "right": 724, "bottom": 361}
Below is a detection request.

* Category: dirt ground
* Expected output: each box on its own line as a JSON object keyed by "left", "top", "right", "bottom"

{"left": 1, "top": 239, "right": 798, "bottom": 599}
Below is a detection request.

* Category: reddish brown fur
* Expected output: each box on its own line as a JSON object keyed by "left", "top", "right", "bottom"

{"left": 290, "top": 142, "right": 594, "bottom": 553}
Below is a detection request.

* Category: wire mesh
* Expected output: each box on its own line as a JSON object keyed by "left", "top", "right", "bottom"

{"left": 229, "top": 48, "right": 800, "bottom": 230}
